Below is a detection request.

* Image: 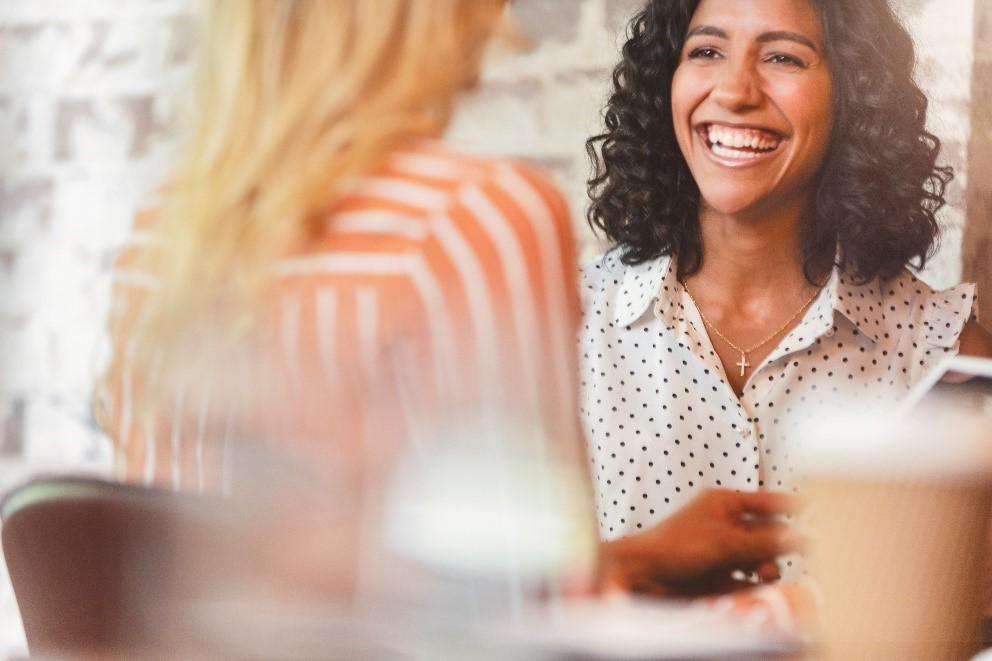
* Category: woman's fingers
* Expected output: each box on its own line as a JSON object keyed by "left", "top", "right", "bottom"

{"left": 728, "top": 521, "right": 802, "bottom": 565}
{"left": 734, "top": 490, "right": 802, "bottom": 518}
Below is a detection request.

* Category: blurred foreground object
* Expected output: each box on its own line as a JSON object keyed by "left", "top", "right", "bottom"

{"left": 1, "top": 471, "right": 406, "bottom": 659}
{"left": 486, "top": 596, "right": 799, "bottom": 660}
{"left": 1, "top": 476, "right": 251, "bottom": 657}
{"left": 802, "top": 361, "right": 992, "bottom": 660}
{"left": 1, "top": 473, "right": 788, "bottom": 660}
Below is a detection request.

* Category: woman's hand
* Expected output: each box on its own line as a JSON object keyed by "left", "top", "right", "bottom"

{"left": 598, "top": 489, "right": 802, "bottom": 598}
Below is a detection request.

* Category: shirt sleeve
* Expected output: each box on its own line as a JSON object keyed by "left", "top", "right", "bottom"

{"left": 910, "top": 279, "right": 977, "bottom": 382}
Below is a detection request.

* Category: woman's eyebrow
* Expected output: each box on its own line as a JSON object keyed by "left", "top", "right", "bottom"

{"left": 685, "top": 25, "right": 727, "bottom": 39}
{"left": 756, "top": 31, "right": 819, "bottom": 53}
{"left": 685, "top": 25, "right": 820, "bottom": 54}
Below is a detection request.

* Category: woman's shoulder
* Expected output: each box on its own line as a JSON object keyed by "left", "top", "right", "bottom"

{"left": 579, "top": 250, "right": 626, "bottom": 306}
{"left": 834, "top": 269, "right": 971, "bottom": 346}
{"left": 882, "top": 269, "right": 976, "bottom": 346}
{"left": 579, "top": 251, "right": 674, "bottom": 327}
{"left": 382, "top": 140, "right": 569, "bottom": 211}
{"left": 845, "top": 269, "right": 981, "bottom": 381}
{"left": 581, "top": 248, "right": 625, "bottom": 274}
{"left": 580, "top": 249, "right": 667, "bottom": 288}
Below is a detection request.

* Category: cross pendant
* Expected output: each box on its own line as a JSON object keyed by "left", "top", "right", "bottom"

{"left": 736, "top": 352, "right": 750, "bottom": 377}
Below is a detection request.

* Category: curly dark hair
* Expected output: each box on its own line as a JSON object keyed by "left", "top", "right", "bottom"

{"left": 586, "top": 0, "right": 953, "bottom": 284}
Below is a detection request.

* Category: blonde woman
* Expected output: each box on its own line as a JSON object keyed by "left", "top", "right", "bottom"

{"left": 97, "top": 0, "right": 798, "bottom": 607}
{"left": 96, "top": 0, "right": 602, "bottom": 610}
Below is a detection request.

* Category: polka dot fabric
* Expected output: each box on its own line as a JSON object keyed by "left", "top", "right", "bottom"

{"left": 579, "top": 253, "right": 977, "bottom": 543}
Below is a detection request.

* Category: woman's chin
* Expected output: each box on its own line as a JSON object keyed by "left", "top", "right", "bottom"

{"left": 698, "top": 193, "right": 768, "bottom": 219}
{"left": 693, "top": 177, "right": 773, "bottom": 214}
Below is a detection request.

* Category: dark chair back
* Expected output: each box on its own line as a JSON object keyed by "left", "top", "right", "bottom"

{"left": 0, "top": 477, "right": 234, "bottom": 656}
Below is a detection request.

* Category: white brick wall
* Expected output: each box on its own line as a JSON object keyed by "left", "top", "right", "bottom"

{"left": 0, "top": 0, "right": 976, "bottom": 653}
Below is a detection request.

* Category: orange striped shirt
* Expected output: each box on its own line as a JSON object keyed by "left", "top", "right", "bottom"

{"left": 101, "top": 140, "right": 587, "bottom": 508}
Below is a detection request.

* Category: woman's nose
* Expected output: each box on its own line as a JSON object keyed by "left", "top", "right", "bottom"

{"left": 710, "top": 58, "right": 763, "bottom": 111}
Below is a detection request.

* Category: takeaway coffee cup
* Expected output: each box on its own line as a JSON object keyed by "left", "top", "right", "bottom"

{"left": 801, "top": 407, "right": 992, "bottom": 661}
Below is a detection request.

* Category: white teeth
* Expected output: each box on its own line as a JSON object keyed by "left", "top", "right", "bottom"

{"left": 705, "top": 124, "right": 781, "bottom": 154}
{"left": 712, "top": 143, "right": 763, "bottom": 160}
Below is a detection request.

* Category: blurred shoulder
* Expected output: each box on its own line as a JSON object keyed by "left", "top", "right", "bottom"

{"left": 387, "top": 140, "right": 571, "bottom": 219}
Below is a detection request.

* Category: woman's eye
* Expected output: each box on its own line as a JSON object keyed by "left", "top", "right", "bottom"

{"left": 688, "top": 47, "right": 721, "bottom": 59}
{"left": 766, "top": 53, "right": 807, "bottom": 68}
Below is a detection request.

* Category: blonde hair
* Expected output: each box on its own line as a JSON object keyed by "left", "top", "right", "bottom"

{"left": 109, "top": 0, "right": 506, "bottom": 414}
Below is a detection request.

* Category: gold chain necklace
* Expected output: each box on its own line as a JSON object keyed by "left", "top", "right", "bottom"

{"left": 680, "top": 280, "right": 823, "bottom": 377}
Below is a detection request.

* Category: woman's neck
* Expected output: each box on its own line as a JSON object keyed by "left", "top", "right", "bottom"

{"left": 686, "top": 199, "right": 814, "bottom": 302}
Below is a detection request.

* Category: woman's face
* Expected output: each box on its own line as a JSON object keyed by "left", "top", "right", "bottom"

{"left": 671, "top": 0, "right": 833, "bottom": 218}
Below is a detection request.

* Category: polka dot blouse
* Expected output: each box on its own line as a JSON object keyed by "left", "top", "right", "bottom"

{"left": 579, "top": 252, "right": 977, "bottom": 542}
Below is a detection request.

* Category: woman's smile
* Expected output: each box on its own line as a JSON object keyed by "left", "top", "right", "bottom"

{"left": 671, "top": 0, "right": 833, "bottom": 216}
{"left": 695, "top": 121, "right": 786, "bottom": 168}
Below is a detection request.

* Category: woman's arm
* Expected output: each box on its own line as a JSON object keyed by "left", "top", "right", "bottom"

{"left": 959, "top": 320, "right": 992, "bottom": 359}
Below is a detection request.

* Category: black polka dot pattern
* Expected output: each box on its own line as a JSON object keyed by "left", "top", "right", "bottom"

{"left": 578, "top": 254, "right": 977, "bottom": 550}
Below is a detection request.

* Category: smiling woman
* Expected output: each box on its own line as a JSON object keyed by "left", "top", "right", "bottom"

{"left": 672, "top": 3, "right": 834, "bottom": 224}
{"left": 580, "top": 0, "right": 991, "bottom": 585}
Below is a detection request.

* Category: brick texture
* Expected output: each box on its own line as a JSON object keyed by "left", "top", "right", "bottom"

{"left": 0, "top": 0, "right": 979, "bottom": 653}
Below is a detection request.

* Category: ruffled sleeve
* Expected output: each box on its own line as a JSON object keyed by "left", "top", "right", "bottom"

{"left": 910, "top": 280, "right": 977, "bottom": 382}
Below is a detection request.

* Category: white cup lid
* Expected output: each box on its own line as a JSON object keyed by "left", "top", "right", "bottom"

{"left": 797, "top": 406, "right": 992, "bottom": 483}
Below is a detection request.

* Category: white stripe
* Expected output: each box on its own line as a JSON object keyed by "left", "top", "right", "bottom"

{"left": 116, "top": 373, "right": 132, "bottom": 481}
{"left": 495, "top": 165, "right": 576, "bottom": 427}
{"left": 351, "top": 177, "right": 449, "bottom": 210}
{"left": 356, "top": 288, "right": 380, "bottom": 391}
{"left": 113, "top": 269, "right": 160, "bottom": 290}
{"left": 405, "top": 255, "right": 460, "bottom": 401}
{"left": 390, "top": 152, "right": 465, "bottom": 182}
{"left": 108, "top": 295, "right": 128, "bottom": 335}
{"left": 118, "top": 363, "right": 133, "bottom": 457}
{"left": 315, "top": 288, "right": 339, "bottom": 392}
{"left": 276, "top": 253, "right": 410, "bottom": 277}
{"left": 194, "top": 389, "right": 210, "bottom": 494}
{"left": 458, "top": 185, "right": 543, "bottom": 414}
{"left": 171, "top": 386, "right": 185, "bottom": 490}
{"left": 141, "top": 351, "right": 165, "bottom": 485}
{"left": 281, "top": 292, "right": 304, "bottom": 387}
{"left": 143, "top": 423, "right": 156, "bottom": 486}
{"left": 431, "top": 212, "right": 500, "bottom": 399}
{"left": 222, "top": 401, "right": 235, "bottom": 497}
{"left": 115, "top": 320, "right": 142, "bottom": 480}
{"left": 329, "top": 211, "right": 429, "bottom": 241}
{"left": 277, "top": 251, "right": 457, "bottom": 396}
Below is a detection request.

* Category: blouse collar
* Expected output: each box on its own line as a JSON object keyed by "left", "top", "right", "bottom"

{"left": 610, "top": 252, "right": 895, "bottom": 346}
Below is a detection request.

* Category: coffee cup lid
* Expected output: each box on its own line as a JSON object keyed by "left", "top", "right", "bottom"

{"left": 797, "top": 406, "right": 992, "bottom": 483}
